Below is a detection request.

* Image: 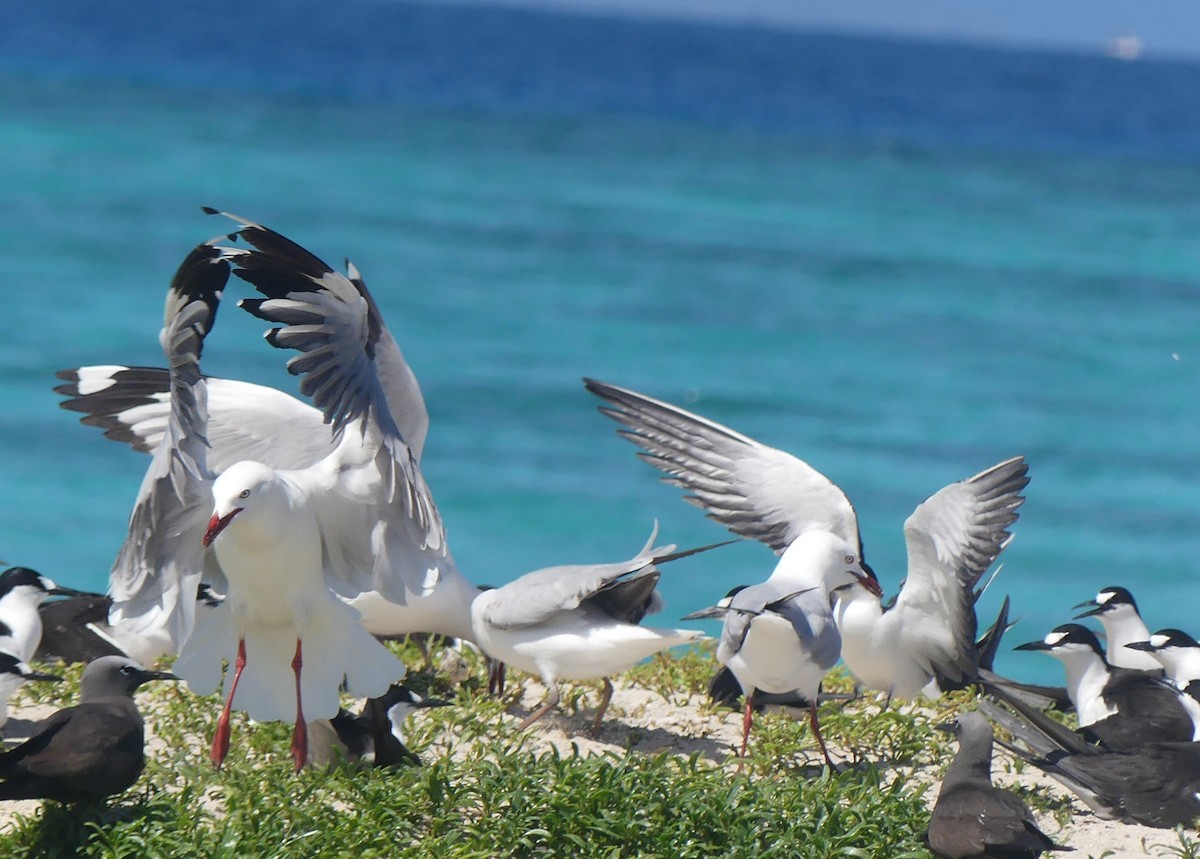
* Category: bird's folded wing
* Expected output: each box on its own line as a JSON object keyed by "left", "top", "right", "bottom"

{"left": 15, "top": 703, "right": 132, "bottom": 779}
{"left": 56, "top": 367, "right": 338, "bottom": 471}
{"left": 481, "top": 529, "right": 673, "bottom": 630}
{"left": 584, "top": 379, "right": 860, "bottom": 554}
{"left": 765, "top": 587, "right": 842, "bottom": 670}
{"left": 719, "top": 580, "right": 839, "bottom": 670}
{"left": 108, "top": 242, "right": 227, "bottom": 650}
{"left": 892, "top": 456, "right": 1029, "bottom": 682}
{"left": 213, "top": 211, "right": 449, "bottom": 601}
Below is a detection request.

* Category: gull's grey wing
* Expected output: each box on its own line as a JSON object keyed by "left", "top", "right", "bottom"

{"left": 723, "top": 581, "right": 841, "bottom": 670}
{"left": 55, "top": 368, "right": 338, "bottom": 471}
{"left": 210, "top": 210, "right": 449, "bottom": 601}
{"left": 892, "top": 456, "right": 1029, "bottom": 684}
{"left": 107, "top": 242, "right": 228, "bottom": 650}
{"left": 212, "top": 209, "right": 428, "bottom": 456}
{"left": 482, "top": 525, "right": 678, "bottom": 629}
{"left": 584, "top": 379, "right": 861, "bottom": 555}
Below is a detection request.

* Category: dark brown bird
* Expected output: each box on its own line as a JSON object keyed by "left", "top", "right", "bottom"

{"left": 926, "top": 710, "right": 1063, "bottom": 859}
{"left": 0, "top": 656, "right": 176, "bottom": 804}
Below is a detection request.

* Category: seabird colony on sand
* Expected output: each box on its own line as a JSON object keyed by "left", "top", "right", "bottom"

{"left": 6, "top": 212, "right": 1200, "bottom": 854}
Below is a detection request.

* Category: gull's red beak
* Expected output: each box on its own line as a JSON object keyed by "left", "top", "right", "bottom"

{"left": 203, "top": 508, "right": 242, "bottom": 547}
{"left": 856, "top": 563, "right": 884, "bottom": 598}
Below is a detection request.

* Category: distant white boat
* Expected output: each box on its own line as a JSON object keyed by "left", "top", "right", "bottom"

{"left": 1106, "top": 35, "right": 1143, "bottom": 61}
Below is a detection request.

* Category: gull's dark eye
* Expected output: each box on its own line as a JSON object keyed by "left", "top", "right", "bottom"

{"left": 239, "top": 489, "right": 251, "bottom": 499}
{"left": 120, "top": 665, "right": 134, "bottom": 675}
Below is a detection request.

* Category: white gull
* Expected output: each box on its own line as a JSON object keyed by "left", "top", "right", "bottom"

{"left": 584, "top": 379, "right": 1027, "bottom": 702}
{"left": 107, "top": 227, "right": 416, "bottom": 769}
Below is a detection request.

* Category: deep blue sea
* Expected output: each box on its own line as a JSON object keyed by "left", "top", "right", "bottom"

{"left": 2, "top": 1, "right": 1199, "bottom": 684}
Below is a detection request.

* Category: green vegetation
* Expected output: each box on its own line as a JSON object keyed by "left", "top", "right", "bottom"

{"left": 0, "top": 642, "right": 1051, "bottom": 857}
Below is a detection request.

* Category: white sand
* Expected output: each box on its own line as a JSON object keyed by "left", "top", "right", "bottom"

{"left": 0, "top": 676, "right": 1194, "bottom": 857}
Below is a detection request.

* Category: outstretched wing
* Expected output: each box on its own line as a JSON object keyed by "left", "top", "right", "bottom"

{"left": 892, "top": 456, "right": 1029, "bottom": 684}
{"left": 107, "top": 241, "right": 229, "bottom": 650}
{"left": 55, "top": 367, "right": 338, "bottom": 471}
{"left": 584, "top": 378, "right": 861, "bottom": 555}
{"left": 210, "top": 210, "right": 451, "bottom": 601}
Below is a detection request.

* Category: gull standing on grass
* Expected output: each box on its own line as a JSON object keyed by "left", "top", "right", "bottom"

{"left": 107, "top": 228, "right": 415, "bottom": 770}
{"left": 470, "top": 525, "right": 718, "bottom": 736}
{"left": 683, "top": 529, "right": 877, "bottom": 766}
{"left": 583, "top": 379, "right": 1027, "bottom": 701}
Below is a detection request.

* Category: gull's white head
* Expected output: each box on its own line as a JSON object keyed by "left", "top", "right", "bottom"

{"left": 771, "top": 531, "right": 881, "bottom": 597}
{"left": 203, "top": 461, "right": 288, "bottom": 548}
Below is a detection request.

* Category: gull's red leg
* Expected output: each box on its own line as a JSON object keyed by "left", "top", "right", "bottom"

{"left": 211, "top": 638, "right": 247, "bottom": 768}
{"left": 810, "top": 700, "right": 835, "bottom": 769}
{"left": 290, "top": 639, "right": 307, "bottom": 771}
{"left": 734, "top": 690, "right": 755, "bottom": 773}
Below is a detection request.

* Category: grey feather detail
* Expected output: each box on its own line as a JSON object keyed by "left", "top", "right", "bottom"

{"left": 205, "top": 210, "right": 449, "bottom": 599}
{"left": 55, "top": 369, "right": 338, "bottom": 472}
{"left": 483, "top": 524, "right": 719, "bottom": 630}
{"left": 897, "top": 456, "right": 1029, "bottom": 683}
{"left": 108, "top": 242, "right": 230, "bottom": 647}
{"left": 721, "top": 582, "right": 839, "bottom": 670}
{"left": 585, "top": 379, "right": 860, "bottom": 554}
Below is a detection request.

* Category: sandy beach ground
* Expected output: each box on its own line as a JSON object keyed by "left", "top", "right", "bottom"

{"left": 0, "top": 675, "right": 1192, "bottom": 858}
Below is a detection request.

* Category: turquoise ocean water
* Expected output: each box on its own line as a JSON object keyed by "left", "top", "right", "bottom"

{"left": 2, "top": 1, "right": 1200, "bottom": 683}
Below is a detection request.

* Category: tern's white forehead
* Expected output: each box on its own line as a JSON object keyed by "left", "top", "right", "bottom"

{"left": 1151, "top": 633, "right": 1171, "bottom": 648}
{"left": 1096, "top": 590, "right": 1114, "bottom": 604}
{"left": 1044, "top": 630, "right": 1069, "bottom": 646}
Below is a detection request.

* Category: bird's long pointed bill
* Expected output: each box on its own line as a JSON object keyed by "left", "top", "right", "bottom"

{"left": 682, "top": 605, "right": 726, "bottom": 621}
{"left": 1072, "top": 605, "right": 1104, "bottom": 619}
{"left": 1013, "top": 640, "right": 1053, "bottom": 652}
{"left": 139, "top": 670, "right": 181, "bottom": 683}
{"left": 1125, "top": 641, "right": 1156, "bottom": 652}
{"left": 47, "top": 585, "right": 88, "bottom": 598}
{"left": 25, "top": 670, "right": 64, "bottom": 683}
{"left": 415, "top": 698, "right": 452, "bottom": 709}
{"left": 203, "top": 508, "right": 242, "bottom": 546}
